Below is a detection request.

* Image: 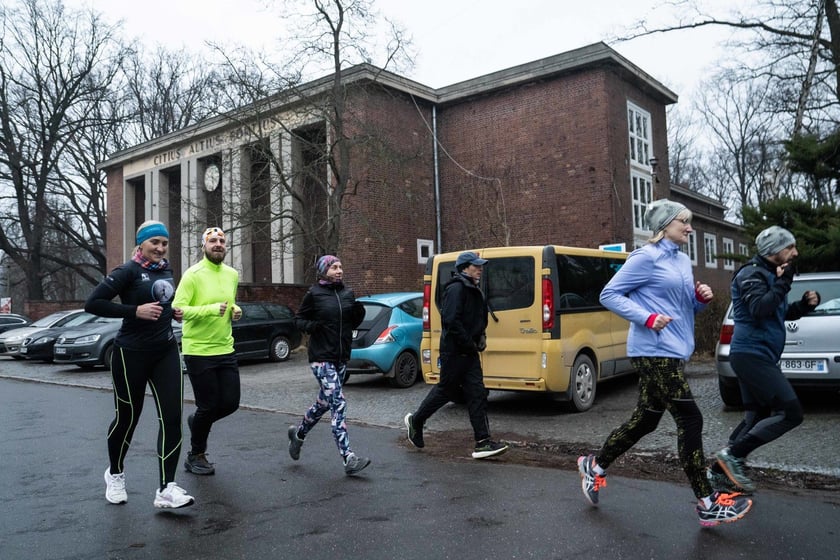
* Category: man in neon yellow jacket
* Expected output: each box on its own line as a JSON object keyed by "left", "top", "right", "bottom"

{"left": 173, "top": 227, "right": 242, "bottom": 476}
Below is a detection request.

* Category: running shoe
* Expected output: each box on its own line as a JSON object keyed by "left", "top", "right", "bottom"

{"left": 344, "top": 453, "right": 371, "bottom": 475}
{"left": 715, "top": 447, "right": 756, "bottom": 492}
{"left": 104, "top": 468, "right": 127, "bottom": 505}
{"left": 184, "top": 452, "right": 215, "bottom": 475}
{"left": 696, "top": 491, "right": 752, "bottom": 527}
{"left": 153, "top": 482, "right": 195, "bottom": 509}
{"left": 404, "top": 413, "right": 424, "bottom": 448}
{"left": 472, "top": 439, "right": 509, "bottom": 459}
{"left": 577, "top": 454, "right": 606, "bottom": 506}
{"left": 288, "top": 426, "right": 304, "bottom": 461}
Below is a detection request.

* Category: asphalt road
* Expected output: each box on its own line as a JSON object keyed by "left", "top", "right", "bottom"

{"left": 2, "top": 351, "right": 838, "bottom": 477}
{"left": 1, "top": 377, "right": 839, "bottom": 560}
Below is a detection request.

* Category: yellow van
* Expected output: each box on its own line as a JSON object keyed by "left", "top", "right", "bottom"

{"left": 420, "top": 245, "right": 634, "bottom": 412}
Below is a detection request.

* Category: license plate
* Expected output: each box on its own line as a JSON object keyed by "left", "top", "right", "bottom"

{"left": 780, "top": 359, "right": 827, "bottom": 373}
{"left": 55, "top": 347, "right": 66, "bottom": 355}
{"left": 19, "top": 347, "right": 27, "bottom": 354}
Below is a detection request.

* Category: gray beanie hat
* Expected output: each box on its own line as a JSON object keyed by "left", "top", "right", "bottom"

{"left": 756, "top": 226, "right": 796, "bottom": 257}
{"left": 644, "top": 199, "right": 687, "bottom": 233}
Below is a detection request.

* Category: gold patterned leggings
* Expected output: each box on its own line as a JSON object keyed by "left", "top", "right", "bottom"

{"left": 596, "top": 357, "right": 712, "bottom": 499}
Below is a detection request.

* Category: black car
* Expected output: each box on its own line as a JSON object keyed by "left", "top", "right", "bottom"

{"left": 19, "top": 312, "right": 98, "bottom": 361}
{"left": 0, "top": 313, "right": 31, "bottom": 335}
{"left": 231, "top": 302, "right": 301, "bottom": 362}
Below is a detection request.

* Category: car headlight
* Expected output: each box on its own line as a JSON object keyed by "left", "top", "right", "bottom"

{"left": 75, "top": 334, "right": 101, "bottom": 344}
{"left": 4, "top": 335, "right": 24, "bottom": 343}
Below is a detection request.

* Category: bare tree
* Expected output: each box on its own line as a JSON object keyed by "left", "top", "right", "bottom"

{"left": 0, "top": 0, "right": 130, "bottom": 299}
{"left": 203, "top": 0, "right": 416, "bottom": 279}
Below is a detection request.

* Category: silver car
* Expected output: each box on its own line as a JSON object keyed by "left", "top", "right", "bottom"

{"left": 715, "top": 271, "right": 840, "bottom": 406}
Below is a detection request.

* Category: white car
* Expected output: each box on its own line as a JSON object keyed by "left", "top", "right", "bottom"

{"left": 715, "top": 272, "right": 840, "bottom": 406}
{"left": 0, "top": 309, "right": 89, "bottom": 359}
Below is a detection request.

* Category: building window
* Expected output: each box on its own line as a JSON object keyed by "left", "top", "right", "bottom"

{"left": 704, "top": 233, "right": 718, "bottom": 268}
{"left": 628, "top": 102, "right": 651, "bottom": 168}
{"left": 739, "top": 243, "right": 749, "bottom": 257}
{"left": 681, "top": 231, "right": 697, "bottom": 266}
{"left": 631, "top": 172, "right": 652, "bottom": 233}
{"left": 722, "top": 237, "right": 734, "bottom": 270}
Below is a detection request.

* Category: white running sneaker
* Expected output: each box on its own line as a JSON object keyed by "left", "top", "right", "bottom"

{"left": 104, "top": 468, "right": 127, "bottom": 504}
{"left": 153, "top": 482, "right": 195, "bottom": 509}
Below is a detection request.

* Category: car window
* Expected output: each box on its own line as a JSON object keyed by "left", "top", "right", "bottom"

{"left": 359, "top": 303, "right": 389, "bottom": 327}
{"left": 266, "top": 304, "right": 294, "bottom": 319}
{"left": 398, "top": 297, "right": 423, "bottom": 319}
{"left": 485, "top": 256, "right": 535, "bottom": 312}
{"left": 242, "top": 304, "right": 270, "bottom": 320}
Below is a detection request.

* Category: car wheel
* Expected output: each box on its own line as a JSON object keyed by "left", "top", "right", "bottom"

{"left": 102, "top": 344, "right": 114, "bottom": 370}
{"left": 718, "top": 376, "right": 743, "bottom": 408}
{"left": 568, "top": 354, "right": 597, "bottom": 412}
{"left": 269, "top": 336, "right": 291, "bottom": 362}
{"left": 388, "top": 351, "right": 419, "bottom": 388}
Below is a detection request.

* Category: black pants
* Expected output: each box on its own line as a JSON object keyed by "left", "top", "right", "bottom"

{"left": 184, "top": 353, "right": 240, "bottom": 455}
{"left": 727, "top": 352, "right": 803, "bottom": 458}
{"left": 413, "top": 351, "right": 491, "bottom": 442}
{"left": 108, "top": 342, "right": 183, "bottom": 490}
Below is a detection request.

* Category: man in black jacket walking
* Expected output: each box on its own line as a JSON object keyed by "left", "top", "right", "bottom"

{"left": 404, "top": 251, "right": 509, "bottom": 459}
{"left": 288, "top": 255, "right": 370, "bottom": 475}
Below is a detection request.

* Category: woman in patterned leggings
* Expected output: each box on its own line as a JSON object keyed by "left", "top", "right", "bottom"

{"left": 575, "top": 199, "right": 752, "bottom": 527}
{"left": 85, "top": 220, "right": 194, "bottom": 509}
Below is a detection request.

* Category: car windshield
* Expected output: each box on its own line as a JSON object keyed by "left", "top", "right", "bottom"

{"left": 359, "top": 303, "right": 389, "bottom": 327}
{"left": 789, "top": 278, "right": 840, "bottom": 316}
{"left": 30, "top": 312, "right": 71, "bottom": 327}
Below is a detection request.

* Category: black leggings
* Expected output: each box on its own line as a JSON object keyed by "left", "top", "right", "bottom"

{"left": 184, "top": 353, "right": 240, "bottom": 455}
{"left": 107, "top": 342, "right": 183, "bottom": 490}
{"left": 596, "top": 357, "right": 710, "bottom": 499}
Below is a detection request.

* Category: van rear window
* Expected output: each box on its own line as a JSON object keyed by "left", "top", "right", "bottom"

{"left": 434, "top": 257, "right": 535, "bottom": 312}
{"left": 556, "top": 254, "right": 624, "bottom": 310}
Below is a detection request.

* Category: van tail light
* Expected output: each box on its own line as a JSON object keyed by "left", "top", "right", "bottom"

{"left": 422, "top": 282, "right": 431, "bottom": 331}
{"left": 719, "top": 324, "right": 734, "bottom": 344}
{"left": 542, "top": 277, "right": 554, "bottom": 331}
{"left": 374, "top": 326, "right": 398, "bottom": 344}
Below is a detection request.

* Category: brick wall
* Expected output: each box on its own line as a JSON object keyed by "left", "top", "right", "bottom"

{"left": 337, "top": 85, "right": 436, "bottom": 295}
{"left": 237, "top": 284, "right": 309, "bottom": 312}
{"left": 24, "top": 301, "right": 87, "bottom": 321}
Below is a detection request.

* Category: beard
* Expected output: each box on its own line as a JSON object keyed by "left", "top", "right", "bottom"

{"left": 205, "top": 247, "right": 226, "bottom": 264}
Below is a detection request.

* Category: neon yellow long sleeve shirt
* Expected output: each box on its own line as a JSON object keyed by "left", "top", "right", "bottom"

{"left": 172, "top": 257, "right": 240, "bottom": 356}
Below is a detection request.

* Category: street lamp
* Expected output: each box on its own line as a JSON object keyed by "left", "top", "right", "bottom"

{"left": 649, "top": 156, "right": 660, "bottom": 183}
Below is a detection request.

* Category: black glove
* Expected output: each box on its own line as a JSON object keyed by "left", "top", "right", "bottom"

{"left": 476, "top": 334, "right": 487, "bottom": 352}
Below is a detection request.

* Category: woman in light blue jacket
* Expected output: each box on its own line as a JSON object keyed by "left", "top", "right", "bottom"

{"left": 575, "top": 199, "right": 752, "bottom": 527}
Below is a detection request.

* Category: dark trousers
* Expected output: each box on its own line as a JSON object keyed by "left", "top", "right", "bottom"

{"left": 413, "top": 351, "right": 491, "bottom": 442}
{"left": 108, "top": 342, "right": 183, "bottom": 490}
{"left": 728, "top": 352, "right": 803, "bottom": 458}
{"left": 184, "top": 353, "right": 240, "bottom": 455}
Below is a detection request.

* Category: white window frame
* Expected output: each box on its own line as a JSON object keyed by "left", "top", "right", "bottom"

{"left": 704, "top": 233, "right": 718, "bottom": 268}
{"left": 627, "top": 102, "right": 651, "bottom": 168}
{"left": 417, "top": 239, "right": 434, "bottom": 265}
{"left": 739, "top": 243, "right": 749, "bottom": 257}
{"left": 681, "top": 231, "right": 698, "bottom": 266}
{"left": 631, "top": 171, "right": 653, "bottom": 245}
{"left": 722, "top": 237, "right": 735, "bottom": 270}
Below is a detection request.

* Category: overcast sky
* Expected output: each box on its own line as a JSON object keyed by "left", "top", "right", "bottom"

{"left": 68, "top": 0, "right": 733, "bottom": 108}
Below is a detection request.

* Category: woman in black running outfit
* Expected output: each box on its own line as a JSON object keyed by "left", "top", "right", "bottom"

{"left": 86, "top": 220, "right": 194, "bottom": 509}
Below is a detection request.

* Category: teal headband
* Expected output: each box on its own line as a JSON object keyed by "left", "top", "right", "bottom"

{"left": 136, "top": 223, "right": 169, "bottom": 245}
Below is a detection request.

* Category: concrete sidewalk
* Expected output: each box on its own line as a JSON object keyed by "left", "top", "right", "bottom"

{"left": 1, "top": 378, "right": 838, "bottom": 560}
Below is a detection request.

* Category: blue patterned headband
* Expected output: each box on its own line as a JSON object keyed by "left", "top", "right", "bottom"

{"left": 136, "top": 222, "right": 169, "bottom": 245}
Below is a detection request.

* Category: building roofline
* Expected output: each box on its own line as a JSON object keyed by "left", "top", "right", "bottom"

{"left": 99, "top": 42, "right": 677, "bottom": 170}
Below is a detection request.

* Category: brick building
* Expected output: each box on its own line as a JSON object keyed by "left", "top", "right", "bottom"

{"left": 98, "top": 42, "right": 743, "bottom": 308}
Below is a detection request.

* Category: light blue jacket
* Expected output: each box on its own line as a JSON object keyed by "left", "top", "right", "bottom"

{"left": 599, "top": 239, "right": 705, "bottom": 360}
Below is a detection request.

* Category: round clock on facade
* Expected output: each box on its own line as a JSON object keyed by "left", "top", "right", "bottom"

{"left": 204, "top": 162, "right": 220, "bottom": 192}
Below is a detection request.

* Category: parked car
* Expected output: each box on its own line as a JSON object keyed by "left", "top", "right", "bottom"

{"left": 347, "top": 292, "right": 423, "bottom": 388}
{"left": 715, "top": 271, "right": 840, "bottom": 406}
{"left": 0, "top": 313, "right": 31, "bottom": 335}
{"left": 53, "top": 316, "right": 124, "bottom": 368}
{"left": 231, "top": 302, "right": 301, "bottom": 362}
{"left": 0, "top": 309, "right": 91, "bottom": 359}
{"left": 19, "top": 312, "right": 98, "bottom": 361}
